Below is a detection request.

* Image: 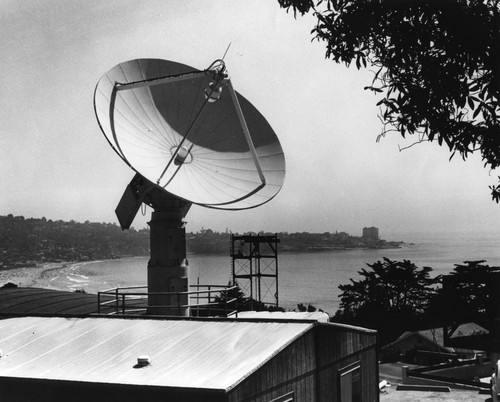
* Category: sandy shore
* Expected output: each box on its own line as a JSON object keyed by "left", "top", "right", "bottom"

{"left": 0, "top": 262, "right": 69, "bottom": 289}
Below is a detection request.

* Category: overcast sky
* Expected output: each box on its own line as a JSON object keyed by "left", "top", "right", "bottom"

{"left": 1, "top": 0, "right": 499, "bottom": 239}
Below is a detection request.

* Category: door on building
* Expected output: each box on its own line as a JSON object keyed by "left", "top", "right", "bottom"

{"left": 339, "top": 362, "right": 361, "bottom": 402}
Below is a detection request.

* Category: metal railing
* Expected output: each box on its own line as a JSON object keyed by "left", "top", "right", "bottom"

{"left": 97, "top": 284, "right": 239, "bottom": 317}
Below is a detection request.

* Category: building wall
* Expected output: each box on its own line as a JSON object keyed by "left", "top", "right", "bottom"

{"left": 0, "top": 377, "right": 227, "bottom": 402}
{"left": 315, "top": 324, "right": 379, "bottom": 402}
{"left": 227, "top": 330, "right": 317, "bottom": 402}
{"left": 0, "top": 322, "right": 378, "bottom": 402}
{"left": 362, "top": 227, "right": 379, "bottom": 242}
{"left": 228, "top": 323, "right": 379, "bottom": 402}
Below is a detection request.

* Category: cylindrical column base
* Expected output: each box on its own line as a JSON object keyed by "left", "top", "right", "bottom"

{"left": 147, "top": 263, "right": 189, "bottom": 316}
{"left": 147, "top": 203, "right": 190, "bottom": 316}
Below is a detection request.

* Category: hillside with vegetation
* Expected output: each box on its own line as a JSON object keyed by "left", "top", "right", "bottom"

{"left": 0, "top": 215, "right": 403, "bottom": 269}
{"left": 0, "top": 215, "right": 149, "bottom": 269}
{"left": 187, "top": 229, "right": 403, "bottom": 254}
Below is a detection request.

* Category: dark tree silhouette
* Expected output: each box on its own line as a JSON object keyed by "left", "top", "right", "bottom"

{"left": 214, "top": 282, "right": 247, "bottom": 307}
{"left": 278, "top": 0, "right": 500, "bottom": 201}
{"left": 297, "top": 303, "right": 317, "bottom": 312}
{"left": 333, "top": 258, "right": 439, "bottom": 344}
{"left": 213, "top": 282, "right": 266, "bottom": 312}
{"left": 429, "top": 260, "right": 500, "bottom": 329}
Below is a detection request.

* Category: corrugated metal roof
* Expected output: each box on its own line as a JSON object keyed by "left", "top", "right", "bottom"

{"left": 450, "top": 322, "right": 489, "bottom": 338}
{"left": 0, "top": 287, "right": 98, "bottom": 316}
{"left": 232, "top": 311, "right": 329, "bottom": 322}
{"left": 0, "top": 316, "right": 313, "bottom": 390}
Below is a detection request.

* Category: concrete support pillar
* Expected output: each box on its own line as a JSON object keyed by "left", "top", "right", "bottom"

{"left": 147, "top": 207, "right": 189, "bottom": 316}
{"left": 402, "top": 366, "right": 409, "bottom": 384}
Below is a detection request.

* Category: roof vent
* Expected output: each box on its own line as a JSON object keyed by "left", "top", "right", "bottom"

{"left": 135, "top": 355, "right": 150, "bottom": 368}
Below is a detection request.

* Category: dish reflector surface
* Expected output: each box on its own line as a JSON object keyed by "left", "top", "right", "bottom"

{"left": 94, "top": 59, "right": 285, "bottom": 209}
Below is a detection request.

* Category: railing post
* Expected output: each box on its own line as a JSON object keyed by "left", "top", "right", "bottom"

{"left": 196, "top": 278, "right": 200, "bottom": 314}
{"left": 97, "top": 292, "right": 101, "bottom": 314}
{"left": 224, "top": 292, "right": 228, "bottom": 317}
{"left": 122, "top": 294, "right": 126, "bottom": 314}
{"left": 177, "top": 292, "right": 180, "bottom": 316}
{"left": 115, "top": 288, "right": 119, "bottom": 314}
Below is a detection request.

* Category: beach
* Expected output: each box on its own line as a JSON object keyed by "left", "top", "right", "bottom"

{"left": 0, "top": 262, "right": 69, "bottom": 289}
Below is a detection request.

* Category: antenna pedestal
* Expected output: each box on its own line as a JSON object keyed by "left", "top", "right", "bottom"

{"left": 147, "top": 199, "right": 191, "bottom": 316}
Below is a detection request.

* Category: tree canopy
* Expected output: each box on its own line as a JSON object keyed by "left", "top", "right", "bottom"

{"left": 278, "top": 0, "right": 500, "bottom": 201}
{"left": 333, "top": 258, "right": 500, "bottom": 346}
{"left": 333, "top": 258, "right": 439, "bottom": 343}
{"left": 430, "top": 260, "right": 500, "bottom": 328}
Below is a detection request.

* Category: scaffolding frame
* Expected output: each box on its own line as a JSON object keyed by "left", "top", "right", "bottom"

{"left": 231, "top": 234, "right": 279, "bottom": 309}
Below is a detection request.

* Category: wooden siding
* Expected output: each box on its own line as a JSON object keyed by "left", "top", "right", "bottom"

{"left": 316, "top": 324, "right": 379, "bottom": 402}
{"left": 228, "top": 323, "right": 379, "bottom": 402}
{"left": 227, "top": 330, "right": 317, "bottom": 402}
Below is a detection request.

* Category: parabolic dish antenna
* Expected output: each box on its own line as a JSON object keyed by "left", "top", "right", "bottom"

{"left": 94, "top": 58, "right": 286, "bottom": 210}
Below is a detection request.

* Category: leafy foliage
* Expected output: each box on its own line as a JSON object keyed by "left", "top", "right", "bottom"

{"left": 214, "top": 282, "right": 247, "bottom": 307}
{"left": 278, "top": 0, "right": 500, "bottom": 201}
{"left": 333, "top": 258, "right": 439, "bottom": 343}
{"left": 333, "top": 258, "right": 500, "bottom": 345}
{"left": 213, "top": 281, "right": 285, "bottom": 312}
{"left": 337, "top": 258, "right": 438, "bottom": 314}
{"left": 430, "top": 260, "right": 500, "bottom": 328}
{"left": 297, "top": 302, "right": 317, "bottom": 312}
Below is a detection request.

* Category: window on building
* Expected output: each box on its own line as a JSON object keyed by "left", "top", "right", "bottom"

{"left": 339, "top": 362, "right": 361, "bottom": 402}
{"left": 269, "top": 390, "right": 294, "bottom": 402}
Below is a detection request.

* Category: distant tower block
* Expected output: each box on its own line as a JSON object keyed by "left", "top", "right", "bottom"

{"left": 362, "top": 227, "right": 379, "bottom": 243}
{"left": 231, "top": 234, "right": 279, "bottom": 309}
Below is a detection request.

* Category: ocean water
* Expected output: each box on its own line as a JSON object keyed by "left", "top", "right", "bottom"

{"left": 42, "top": 233, "right": 500, "bottom": 315}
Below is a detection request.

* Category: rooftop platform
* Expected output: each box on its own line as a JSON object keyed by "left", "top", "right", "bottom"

{"left": 0, "top": 287, "right": 98, "bottom": 317}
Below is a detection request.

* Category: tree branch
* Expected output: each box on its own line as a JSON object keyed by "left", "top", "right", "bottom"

{"left": 398, "top": 137, "right": 430, "bottom": 152}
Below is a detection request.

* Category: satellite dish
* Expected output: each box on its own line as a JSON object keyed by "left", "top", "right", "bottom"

{"left": 94, "top": 58, "right": 286, "bottom": 211}
{"left": 93, "top": 58, "right": 286, "bottom": 316}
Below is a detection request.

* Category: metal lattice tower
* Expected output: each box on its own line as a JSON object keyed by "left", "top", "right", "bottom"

{"left": 230, "top": 234, "right": 279, "bottom": 309}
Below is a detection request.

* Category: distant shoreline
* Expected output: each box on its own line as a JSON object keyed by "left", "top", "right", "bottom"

{"left": 0, "top": 261, "right": 68, "bottom": 289}
{"left": 0, "top": 244, "right": 409, "bottom": 288}
{"left": 295, "top": 244, "right": 404, "bottom": 253}
{"left": 187, "top": 243, "right": 406, "bottom": 256}
{"left": 0, "top": 245, "right": 409, "bottom": 271}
